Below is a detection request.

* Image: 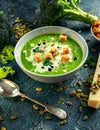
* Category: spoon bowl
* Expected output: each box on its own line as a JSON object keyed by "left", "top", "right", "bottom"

{"left": 0, "top": 79, "right": 20, "bottom": 97}
{"left": 0, "top": 79, "right": 67, "bottom": 120}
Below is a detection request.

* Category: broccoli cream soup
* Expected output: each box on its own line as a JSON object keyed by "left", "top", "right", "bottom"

{"left": 21, "top": 34, "right": 83, "bottom": 75}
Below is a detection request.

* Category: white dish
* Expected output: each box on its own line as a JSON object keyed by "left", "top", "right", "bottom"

{"left": 14, "top": 26, "right": 88, "bottom": 83}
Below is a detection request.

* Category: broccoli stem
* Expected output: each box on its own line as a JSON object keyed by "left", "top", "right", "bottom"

{"left": 40, "top": 0, "right": 98, "bottom": 25}
{"left": 63, "top": 8, "right": 98, "bottom": 24}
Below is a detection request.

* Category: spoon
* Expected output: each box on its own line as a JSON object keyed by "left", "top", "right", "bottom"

{"left": 0, "top": 79, "right": 67, "bottom": 120}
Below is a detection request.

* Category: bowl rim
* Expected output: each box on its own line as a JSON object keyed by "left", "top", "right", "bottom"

{"left": 14, "top": 26, "right": 88, "bottom": 78}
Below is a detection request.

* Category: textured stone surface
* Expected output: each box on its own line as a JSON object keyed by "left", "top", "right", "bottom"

{"left": 0, "top": 0, "right": 100, "bottom": 130}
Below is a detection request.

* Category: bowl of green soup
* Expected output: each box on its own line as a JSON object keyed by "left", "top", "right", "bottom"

{"left": 14, "top": 26, "right": 88, "bottom": 83}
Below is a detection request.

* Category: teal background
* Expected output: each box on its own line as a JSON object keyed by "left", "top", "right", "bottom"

{"left": 0, "top": 0, "right": 100, "bottom": 130}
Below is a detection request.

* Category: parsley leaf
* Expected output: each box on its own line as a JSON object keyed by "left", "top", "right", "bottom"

{"left": 43, "top": 59, "right": 53, "bottom": 66}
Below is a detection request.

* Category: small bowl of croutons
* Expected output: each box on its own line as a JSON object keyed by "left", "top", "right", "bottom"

{"left": 91, "top": 20, "right": 100, "bottom": 41}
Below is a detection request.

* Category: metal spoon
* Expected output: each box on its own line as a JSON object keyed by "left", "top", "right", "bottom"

{"left": 0, "top": 79, "right": 67, "bottom": 120}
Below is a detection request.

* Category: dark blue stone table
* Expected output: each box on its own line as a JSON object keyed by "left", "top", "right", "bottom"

{"left": 0, "top": 0, "right": 100, "bottom": 130}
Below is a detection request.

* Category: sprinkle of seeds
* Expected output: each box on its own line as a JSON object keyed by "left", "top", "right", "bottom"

{"left": 90, "top": 75, "right": 100, "bottom": 94}
{"left": 14, "top": 23, "right": 31, "bottom": 41}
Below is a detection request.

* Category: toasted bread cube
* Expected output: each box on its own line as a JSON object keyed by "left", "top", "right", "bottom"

{"left": 34, "top": 53, "right": 42, "bottom": 62}
{"left": 61, "top": 54, "right": 70, "bottom": 62}
{"left": 59, "top": 34, "right": 68, "bottom": 42}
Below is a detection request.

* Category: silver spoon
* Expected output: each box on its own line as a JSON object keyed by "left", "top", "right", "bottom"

{"left": 0, "top": 79, "right": 67, "bottom": 120}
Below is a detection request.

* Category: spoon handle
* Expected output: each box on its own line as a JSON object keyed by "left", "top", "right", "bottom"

{"left": 18, "top": 92, "right": 67, "bottom": 120}
{"left": 18, "top": 92, "right": 46, "bottom": 108}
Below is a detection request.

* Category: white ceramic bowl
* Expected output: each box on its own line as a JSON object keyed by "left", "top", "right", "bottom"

{"left": 14, "top": 26, "right": 88, "bottom": 83}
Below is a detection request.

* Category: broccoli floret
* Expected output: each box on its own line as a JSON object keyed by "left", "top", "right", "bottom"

{"left": 0, "top": 45, "right": 14, "bottom": 64}
{"left": 40, "top": 0, "right": 98, "bottom": 25}
{"left": 0, "top": 66, "right": 15, "bottom": 79}
{"left": 0, "top": 11, "right": 13, "bottom": 49}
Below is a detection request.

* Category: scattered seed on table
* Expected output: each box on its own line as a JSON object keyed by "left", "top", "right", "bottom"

{"left": 56, "top": 87, "right": 62, "bottom": 92}
{"left": 66, "top": 101, "right": 72, "bottom": 106}
{"left": 84, "top": 64, "right": 88, "bottom": 67}
{"left": 15, "top": 17, "right": 20, "bottom": 23}
{"left": 0, "top": 116, "right": 4, "bottom": 121}
{"left": 60, "top": 120, "right": 67, "bottom": 125}
{"left": 81, "top": 102, "right": 87, "bottom": 107}
{"left": 10, "top": 14, "right": 14, "bottom": 18}
{"left": 82, "top": 115, "right": 88, "bottom": 121}
{"left": 80, "top": 93, "right": 85, "bottom": 98}
{"left": 82, "top": 98, "right": 88, "bottom": 102}
{"left": 75, "top": 93, "right": 81, "bottom": 99}
{"left": 91, "top": 48, "right": 96, "bottom": 53}
{"left": 70, "top": 90, "right": 76, "bottom": 97}
{"left": 33, "top": 104, "right": 40, "bottom": 111}
{"left": 33, "top": 20, "right": 38, "bottom": 25}
{"left": 77, "top": 30, "right": 82, "bottom": 34}
{"left": 57, "top": 82, "right": 62, "bottom": 86}
{"left": 45, "top": 115, "right": 52, "bottom": 120}
{"left": 64, "top": 86, "right": 69, "bottom": 89}
{"left": 39, "top": 110, "right": 45, "bottom": 115}
{"left": 36, "top": 87, "right": 43, "bottom": 92}
{"left": 10, "top": 115, "right": 17, "bottom": 120}
{"left": 77, "top": 81, "right": 82, "bottom": 86}
{"left": 85, "top": 38, "right": 91, "bottom": 42}
{"left": 76, "top": 89, "right": 82, "bottom": 93}
{"left": 21, "top": 97, "right": 26, "bottom": 101}
{"left": 59, "top": 97, "right": 65, "bottom": 102}
{"left": 83, "top": 95, "right": 88, "bottom": 99}
{"left": 1, "top": 127, "right": 6, "bottom": 130}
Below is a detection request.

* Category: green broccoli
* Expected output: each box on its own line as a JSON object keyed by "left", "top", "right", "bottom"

{"left": 0, "top": 11, "right": 13, "bottom": 49}
{"left": 40, "top": 0, "right": 98, "bottom": 25}
{"left": 0, "top": 66, "right": 15, "bottom": 79}
{"left": 0, "top": 45, "right": 14, "bottom": 64}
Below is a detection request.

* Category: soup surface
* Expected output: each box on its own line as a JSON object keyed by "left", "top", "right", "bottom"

{"left": 21, "top": 34, "right": 83, "bottom": 75}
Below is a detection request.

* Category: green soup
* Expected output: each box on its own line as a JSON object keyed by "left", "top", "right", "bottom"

{"left": 21, "top": 34, "right": 83, "bottom": 75}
